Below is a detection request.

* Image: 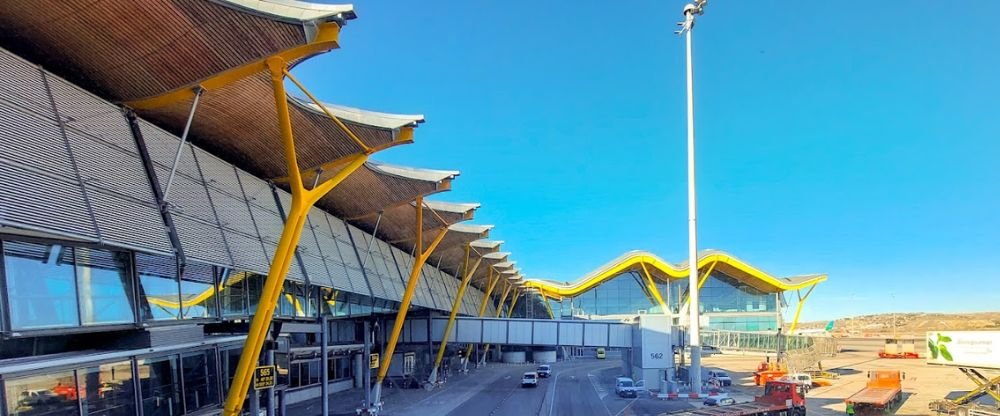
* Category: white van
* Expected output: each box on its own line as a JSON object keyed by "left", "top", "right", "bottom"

{"left": 521, "top": 372, "right": 538, "bottom": 388}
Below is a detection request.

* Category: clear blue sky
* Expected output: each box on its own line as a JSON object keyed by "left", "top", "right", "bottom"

{"left": 293, "top": 1, "right": 1000, "bottom": 321}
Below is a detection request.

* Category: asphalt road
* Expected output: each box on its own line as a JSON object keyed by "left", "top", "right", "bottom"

{"left": 444, "top": 358, "right": 693, "bottom": 416}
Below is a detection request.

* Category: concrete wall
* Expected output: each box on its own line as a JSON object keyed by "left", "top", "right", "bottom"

{"left": 502, "top": 351, "right": 526, "bottom": 363}
{"left": 531, "top": 350, "right": 556, "bottom": 363}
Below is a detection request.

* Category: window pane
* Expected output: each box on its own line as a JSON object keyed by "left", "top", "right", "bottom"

{"left": 220, "top": 271, "right": 249, "bottom": 317}
{"left": 4, "top": 242, "right": 80, "bottom": 329}
{"left": 78, "top": 360, "right": 136, "bottom": 415}
{"left": 138, "top": 355, "right": 182, "bottom": 416}
{"left": 5, "top": 371, "right": 80, "bottom": 415}
{"left": 75, "top": 247, "right": 134, "bottom": 326}
{"left": 181, "top": 351, "right": 219, "bottom": 412}
{"left": 136, "top": 253, "right": 180, "bottom": 321}
{"left": 180, "top": 262, "right": 217, "bottom": 319}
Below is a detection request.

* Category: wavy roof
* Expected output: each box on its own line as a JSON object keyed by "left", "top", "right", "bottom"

{"left": 523, "top": 250, "right": 826, "bottom": 297}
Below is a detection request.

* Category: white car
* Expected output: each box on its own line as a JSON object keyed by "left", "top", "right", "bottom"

{"left": 536, "top": 364, "right": 552, "bottom": 378}
{"left": 615, "top": 377, "right": 638, "bottom": 398}
{"left": 521, "top": 372, "right": 538, "bottom": 388}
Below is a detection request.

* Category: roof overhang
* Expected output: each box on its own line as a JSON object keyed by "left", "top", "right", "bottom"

{"left": 523, "top": 250, "right": 827, "bottom": 297}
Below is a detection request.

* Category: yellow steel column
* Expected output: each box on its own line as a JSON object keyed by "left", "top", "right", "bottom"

{"left": 506, "top": 289, "right": 521, "bottom": 318}
{"left": 477, "top": 268, "right": 500, "bottom": 316}
{"left": 640, "top": 261, "right": 669, "bottom": 314}
{"left": 683, "top": 260, "right": 718, "bottom": 307}
{"left": 463, "top": 269, "right": 502, "bottom": 363}
{"left": 493, "top": 283, "right": 512, "bottom": 318}
{"left": 787, "top": 285, "right": 816, "bottom": 333}
{"left": 223, "top": 58, "right": 368, "bottom": 416}
{"left": 373, "top": 197, "right": 449, "bottom": 404}
{"left": 481, "top": 286, "right": 515, "bottom": 362}
{"left": 539, "top": 290, "right": 555, "bottom": 319}
{"left": 430, "top": 246, "right": 482, "bottom": 381}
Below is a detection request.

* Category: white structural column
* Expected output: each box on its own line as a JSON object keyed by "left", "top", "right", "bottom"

{"left": 678, "top": 0, "right": 707, "bottom": 396}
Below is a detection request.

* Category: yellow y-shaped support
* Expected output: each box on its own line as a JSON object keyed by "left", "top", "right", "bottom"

{"left": 539, "top": 290, "right": 555, "bottom": 319}
{"left": 480, "top": 285, "right": 515, "bottom": 362}
{"left": 429, "top": 245, "right": 483, "bottom": 382}
{"left": 506, "top": 289, "right": 521, "bottom": 318}
{"left": 787, "top": 285, "right": 816, "bottom": 333}
{"left": 462, "top": 268, "right": 502, "bottom": 363}
{"left": 223, "top": 58, "right": 370, "bottom": 416}
{"left": 373, "top": 196, "right": 449, "bottom": 404}
{"left": 494, "top": 284, "right": 513, "bottom": 318}
{"left": 640, "top": 261, "right": 669, "bottom": 314}
{"left": 682, "top": 260, "right": 718, "bottom": 307}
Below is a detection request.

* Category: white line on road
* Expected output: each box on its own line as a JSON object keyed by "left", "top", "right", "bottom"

{"left": 588, "top": 373, "right": 609, "bottom": 399}
{"left": 547, "top": 366, "right": 576, "bottom": 416}
{"left": 588, "top": 372, "right": 613, "bottom": 416}
{"left": 612, "top": 398, "right": 637, "bottom": 416}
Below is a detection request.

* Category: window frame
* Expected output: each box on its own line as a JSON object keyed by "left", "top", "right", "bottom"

{"left": 1, "top": 235, "right": 141, "bottom": 334}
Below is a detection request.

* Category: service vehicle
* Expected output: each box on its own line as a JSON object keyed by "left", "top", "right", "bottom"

{"left": 536, "top": 364, "right": 552, "bottom": 378}
{"left": 707, "top": 370, "right": 733, "bottom": 387}
{"left": 844, "top": 370, "right": 903, "bottom": 415}
{"left": 668, "top": 380, "right": 807, "bottom": 416}
{"left": 615, "top": 377, "right": 638, "bottom": 398}
{"left": 782, "top": 373, "right": 813, "bottom": 392}
{"left": 521, "top": 371, "right": 539, "bottom": 388}
{"left": 596, "top": 348, "right": 606, "bottom": 359}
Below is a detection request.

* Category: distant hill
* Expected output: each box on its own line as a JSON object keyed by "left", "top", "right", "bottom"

{"left": 798, "top": 312, "right": 1000, "bottom": 337}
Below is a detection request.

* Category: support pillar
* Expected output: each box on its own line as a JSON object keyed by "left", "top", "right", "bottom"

{"left": 430, "top": 246, "right": 482, "bottom": 383}
{"left": 462, "top": 268, "right": 502, "bottom": 369}
{"left": 479, "top": 284, "right": 514, "bottom": 365}
{"left": 222, "top": 57, "right": 371, "bottom": 416}
{"left": 787, "top": 285, "right": 816, "bottom": 333}
{"left": 369, "top": 197, "right": 449, "bottom": 409}
{"left": 321, "top": 316, "right": 329, "bottom": 416}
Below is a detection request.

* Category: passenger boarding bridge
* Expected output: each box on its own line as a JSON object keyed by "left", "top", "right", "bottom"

{"left": 390, "top": 316, "right": 634, "bottom": 348}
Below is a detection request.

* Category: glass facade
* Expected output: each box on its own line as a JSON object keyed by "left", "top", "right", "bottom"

{"left": 180, "top": 350, "right": 219, "bottom": 413}
{"left": 690, "top": 271, "right": 776, "bottom": 314}
{"left": 0, "top": 346, "right": 233, "bottom": 416}
{"left": 5, "top": 370, "right": 79, "bottom": 415}
{"left": 78, "top": 361, "right": 136, "bottom": 415}
{"left": 138, "top": 355, "right": 182, "bottom": 416}
{"left": 557, "top": 270, "right": 783, "bottom": 332}
{"left": 3, "top": 242, "right": 133, "bottom": 330}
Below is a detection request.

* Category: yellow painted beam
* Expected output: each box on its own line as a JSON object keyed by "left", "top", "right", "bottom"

{"left": 376, "top": 200, "right": 449, "bottom": 384}
{"left": 682, "top": 260, "right": 719, "bottom": 307}
{"left": 221, "top": 57, "right": 370, "bottom": 416}
{"left": 282, "top": 69, "right": 370, "bottom": 153}
{"left": 506, "top": 289, "right": 521, "bottom": 318}
{"left": 480, "top": 285, "right": 514, "bottom": 360}
{"left": 640, "top": 261, "right": 669, "bottom": 314}
{"left": 431, "top": 246, "right": 482, "bottom": 378}
{"left": 477, "top": 269, "right": 501, "bottom": 316}
{"left": 539, "top": 290, "right": 555, "bottom": 319}
{"left": 494, "top": 283, "right": 513, "bottom": 318}
{"left": 464, "top": 271, "right": 502, "bottom": 361}
{"left": 523, "top": 252, "right": 825, "bottom": 297}
{"left": 127, "top": 23, "right": 342, "bottom": 109}
{"left": 787, "top": 285, "right": 816, "bottom": 333}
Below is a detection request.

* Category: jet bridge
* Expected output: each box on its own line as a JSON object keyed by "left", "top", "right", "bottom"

{"left": 388, "top": 316, "right": 639, "bottom": 347}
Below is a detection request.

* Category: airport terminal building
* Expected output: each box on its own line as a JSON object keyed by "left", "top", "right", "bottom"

{"left": 0, "top": 1, "right": 825, "bottom": 415}
{"left": 524, "top": 251, "right": 826, "bottom": 332}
